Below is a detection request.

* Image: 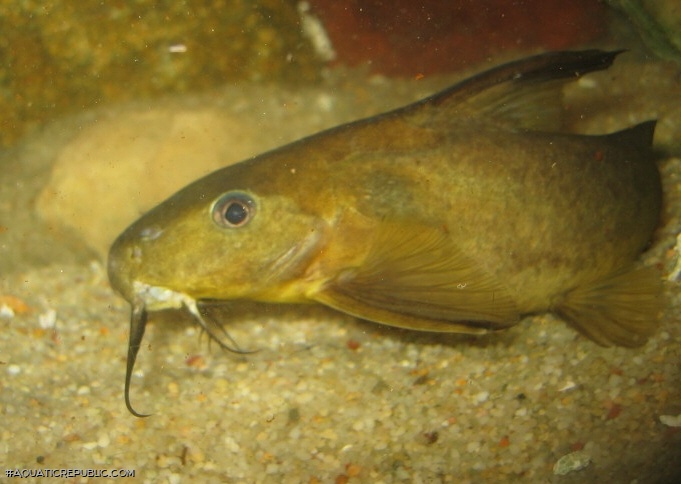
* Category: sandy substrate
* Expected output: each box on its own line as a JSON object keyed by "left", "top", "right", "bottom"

{"left": 1, "top": 52, "right": 680, "bottom": 483}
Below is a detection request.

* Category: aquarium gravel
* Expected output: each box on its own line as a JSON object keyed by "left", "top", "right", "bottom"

{"left": 1, "top": 260, "right": 679, "bottom": 482}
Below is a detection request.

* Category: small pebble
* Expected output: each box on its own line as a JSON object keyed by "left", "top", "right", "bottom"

{"left": 659, "top": 414, "right": 681, "bottom": 427}
{"left": 0, "top": 304, "right": 14, "bottom": 318}
{"left": 7, "top": 364, "right": 21, "bottom": 375}
{"left": 38, "top": 309, "right": 57, "bottom": 328}
{"left": 553, "top": 450, "right": 591, "bottom": 475}
{"left": 473, "top": 391, "right": 489, "bottom": 404}
{"left": 97, "top": 433, "right": 110, "bottom": 448}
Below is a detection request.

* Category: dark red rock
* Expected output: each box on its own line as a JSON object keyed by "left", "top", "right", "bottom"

{"left": 310, "top": 0, "right": 607, "bottom": 76}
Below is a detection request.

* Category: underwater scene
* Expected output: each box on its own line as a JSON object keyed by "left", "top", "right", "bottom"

{"left": 1, "top": 1, "right": 680, "bottom": 482}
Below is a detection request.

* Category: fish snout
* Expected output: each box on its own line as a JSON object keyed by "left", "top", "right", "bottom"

{"left": 107, "top": 237, "right": 138, "bottom": 303}
{"left": 107, "top": 226, "right": 160, "bottom": 303}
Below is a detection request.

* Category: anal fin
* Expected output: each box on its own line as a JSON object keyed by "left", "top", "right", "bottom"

{"left": 554, "top": 265, "right": 663, "bottom": 347}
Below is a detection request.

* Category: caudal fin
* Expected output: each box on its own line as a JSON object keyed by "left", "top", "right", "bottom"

{"left": 554, "top": 265, "right": 663, "bottom": 347}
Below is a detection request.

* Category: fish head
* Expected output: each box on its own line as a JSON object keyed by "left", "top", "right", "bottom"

{"left": 107, "top": 159, "right": 328, "bottom": 311}
{"left": 108, "top": 157, "right": 331, "bottom": 417}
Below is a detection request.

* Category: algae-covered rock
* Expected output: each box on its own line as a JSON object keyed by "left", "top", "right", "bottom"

{"left": 0, "top": 1, "right": 321, "bottom": 147}
{"left": 607, "top": 0, "right": 681, "bottom": 63}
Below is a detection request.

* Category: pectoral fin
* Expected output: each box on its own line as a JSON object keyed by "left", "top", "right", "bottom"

{"left": 313, "top": 224, "right": 519, "bottom": 333}
{"left": 554, "top": 265, "right": 663, "bottom": 347}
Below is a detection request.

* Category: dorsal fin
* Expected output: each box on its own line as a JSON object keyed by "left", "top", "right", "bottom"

{"left": 400, "top": 50, "right": 623, "bottom": 132}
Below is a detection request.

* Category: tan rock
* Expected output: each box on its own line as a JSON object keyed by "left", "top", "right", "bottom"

{"left": 36, "top": 107, "right": 258, "bottom": 258}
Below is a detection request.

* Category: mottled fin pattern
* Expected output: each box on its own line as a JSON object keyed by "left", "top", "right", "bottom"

{"left": 554, "top": 265, "right": 663, "bottom": 347}
{"left": 314, "top": 223, "right": 519, "bottom": 333}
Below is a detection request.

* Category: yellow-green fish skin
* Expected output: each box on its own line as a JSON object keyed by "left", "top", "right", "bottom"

{"left": 108, "top": 50, "right": 662, "bottom": 352}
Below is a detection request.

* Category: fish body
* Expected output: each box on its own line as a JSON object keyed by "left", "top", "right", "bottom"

{"left": 107, "top": 50, "right": 662, "bottom": 416}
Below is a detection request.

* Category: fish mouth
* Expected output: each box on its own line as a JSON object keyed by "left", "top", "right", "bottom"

{"left": 123, "top": 281, "right": 252, "bottom": 417}
{"left": 131, "top": 281, "right": 190, "bottom": 311}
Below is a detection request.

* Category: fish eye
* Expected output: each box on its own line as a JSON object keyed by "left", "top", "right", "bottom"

{"left": 211, "top": 191, "right": 256, "bottom": 228}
